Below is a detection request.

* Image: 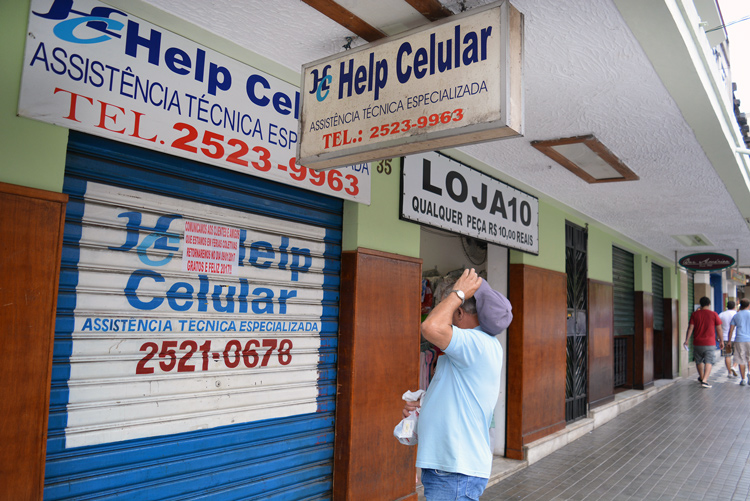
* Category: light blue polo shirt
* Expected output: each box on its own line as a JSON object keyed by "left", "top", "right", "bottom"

{"left": 416, "top": 325, "right": 503, "bottom": 478}
{"left": 731, "top": 310, "right": 750, "bottom": 343}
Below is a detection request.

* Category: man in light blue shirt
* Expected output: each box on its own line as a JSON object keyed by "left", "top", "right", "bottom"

{"left": 403, "top": 269, "right": 511, "bottom": 500}
{"left": 729, "top": 299, "right": 750, "bottom": 385}
{"left": 719, "top": 301, "right": 738, "bottom": 377}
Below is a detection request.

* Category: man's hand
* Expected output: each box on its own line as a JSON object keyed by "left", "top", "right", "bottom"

{"left": 421, "top": 268, "right": 482, "bottom": 350}
{"left": 453, "top": 268, "right": 482, "bottom": 300}
{"left": 684, "top": 325, "right": 694, "bottom": 350}
{"left": 402, "top": 399, "right": 420, "bottom": 419}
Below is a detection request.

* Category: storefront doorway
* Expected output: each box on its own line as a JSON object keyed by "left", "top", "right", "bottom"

{"left": 613, "top": 246, "right": 635, "bottom": 389}
{"left": 565, "top": 222, "right": 588, "bottom": 422}
{"left": 419, "top": 226, "right": 509, "bottom": 454}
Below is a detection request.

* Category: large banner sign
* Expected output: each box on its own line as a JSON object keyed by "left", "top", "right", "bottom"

{"left": 402, "top": 151, "right": 538, "bottom": 254}
{"left": 298, "top": 1, "right": 524, "bottom": 170}
{"left": 19, "top": 0, "right": 370, "bottom": 203}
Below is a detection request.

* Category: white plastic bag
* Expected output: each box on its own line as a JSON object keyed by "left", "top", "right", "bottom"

{"left": 394, "top": 389, "right": 425, "bottom": 446}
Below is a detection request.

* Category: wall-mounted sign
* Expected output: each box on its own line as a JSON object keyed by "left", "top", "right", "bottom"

{"left": 18, "top": 0, "right": 370, "bottom": 203}
{"left": 298, "top": 1, "right": 524, "bottom": 170}
{"left": 679, "top": 252, "right": 735, "bottom": 271}
{"left": 401, "top": 151, "right": 538, "bottom": 254}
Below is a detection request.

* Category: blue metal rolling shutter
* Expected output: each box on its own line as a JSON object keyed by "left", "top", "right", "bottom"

{"left": 46, "top": 131, "right": 342, "bottom": 500}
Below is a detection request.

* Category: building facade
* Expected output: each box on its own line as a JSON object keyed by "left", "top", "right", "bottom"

{"left": 2, "top": 0, "right": 748, "bottom": 499}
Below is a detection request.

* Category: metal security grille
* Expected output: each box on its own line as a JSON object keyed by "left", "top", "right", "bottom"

{"left": 614, "top": 337, "right": 627, "bottom": 387}
{"left": 652, "top": 263, "right": 664, "bottom": 331}
{"left": 46, "top": 132, "right": 343, "bottom": 500}
{"left": 565, "top": 222, "right": 588, "bottom": 422}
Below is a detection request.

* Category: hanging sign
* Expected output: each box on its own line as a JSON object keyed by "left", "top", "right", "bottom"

{"left": 298, "top": 1, "right": 524, "bottom": 170}
{"left": 679, "top": 252, "right": 735, "bottom": 271}
{"left": 729, "top": 268, "right": 747, "bottom": 285}
{"left": 18, "top": 0, "right": 370, "bottom": 203}
{"left": 401, "top": 151, "right": 538, "bottom": 254}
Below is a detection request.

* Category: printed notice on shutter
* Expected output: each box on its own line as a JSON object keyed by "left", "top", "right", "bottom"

{"left": 182, "top": 220, "right": 240, "bottom": 275}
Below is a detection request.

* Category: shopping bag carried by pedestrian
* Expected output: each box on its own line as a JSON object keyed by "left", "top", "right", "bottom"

{"left": 393, "top": 389, "right": 425, "bottom": 446}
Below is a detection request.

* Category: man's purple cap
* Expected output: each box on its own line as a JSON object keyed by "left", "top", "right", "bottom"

{"left": 475, "top": 278, "right": 513, "bottom": 336}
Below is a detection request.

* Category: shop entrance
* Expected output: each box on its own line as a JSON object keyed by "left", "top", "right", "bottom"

{"left": 45, "top": 132, "right": 343, "bottom": 499}
{"left": 419, "top": 227, "right": 509, "bottom": 454}
{"left": 652, "top": 263, "right": 668, "bottom": 379}
{"left": 613, "top": 246, "right": 636, "bottom": 389}
{"left": 565, "top": 222, "right": 588, "bottom": 422}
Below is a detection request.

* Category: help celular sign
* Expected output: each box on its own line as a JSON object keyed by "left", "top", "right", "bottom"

{"left": 298, "top": 1, "right": 524, "bottom": 170}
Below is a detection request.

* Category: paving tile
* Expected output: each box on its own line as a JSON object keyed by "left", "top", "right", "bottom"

{"left": 481, "top": 363, "right": 750, "bottom": 500}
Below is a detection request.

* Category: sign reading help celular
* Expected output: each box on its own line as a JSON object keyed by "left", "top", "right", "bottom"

{"left": 298, "top": 1, "right": 524, "bottom": 170}
{"left": 18, "top": 0, "right": 371, "bottom": 203}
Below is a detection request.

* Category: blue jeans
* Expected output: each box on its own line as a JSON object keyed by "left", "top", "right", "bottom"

{"left": 421, "top": 469, "right": 488, "bottom": 501}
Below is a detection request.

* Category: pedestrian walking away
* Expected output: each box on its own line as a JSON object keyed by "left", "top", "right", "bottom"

{"left": 719, "top": 300, "right": 738, "bottom": 377}
{"left": 729, "top": 298, "right": 750, "bottom": 386}
{"left": 402, "top": 268, "right": 512, "bottom": 501}
{"left": 684, "top": 296, "right": 723, "bottom": 388}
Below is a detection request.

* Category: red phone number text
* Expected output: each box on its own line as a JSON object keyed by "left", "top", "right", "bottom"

{"left": 322, "top": 108, "right": 464, "bottom": 149}
{"left": 172, "top": 122, "right": 359, "bottom": 195}
{"left": 136, "top": 338, "right": 293, "bottom": 374}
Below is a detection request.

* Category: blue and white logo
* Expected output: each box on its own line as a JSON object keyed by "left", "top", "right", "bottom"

{"left": 109, "top": 212, "right": 182, "bottom": 266}
{"left": 308, "top": 65, "right": 332, "bottom": 102}
{"left": 34, "top": 0, "right": 126, "bottom": 44}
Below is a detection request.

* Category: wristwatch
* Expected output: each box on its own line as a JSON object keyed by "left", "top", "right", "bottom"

{"left": 451, "top": 289, "right": 465, "bottom": 305}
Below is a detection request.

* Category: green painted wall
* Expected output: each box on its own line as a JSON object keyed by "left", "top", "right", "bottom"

{"left": 342, "top": 158, "right": 421, "bottom": 257}
{"left": 634, "top": 255, "right": 650, "bottom": 294}
{"left": 1, "top": 0, "right": 68, "bottom": 192}
{"left": 587, "top": 226, "right": 612, "bottom": 283}
{"left": 505, "top": 198, "right": 681, "bottom": 301}
{"left": 509, "top": 199, "right": 565, "bottom": 273}
{"left": 663, "top": 265, "right": 677, "bottom": 299}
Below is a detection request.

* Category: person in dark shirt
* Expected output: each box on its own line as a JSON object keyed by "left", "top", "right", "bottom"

{"left": 683, "top": 296, "right": 723, "bottom": 388}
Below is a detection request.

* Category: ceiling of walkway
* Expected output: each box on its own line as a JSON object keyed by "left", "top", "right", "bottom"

{"left": 134, "top": 0, "right": 750, "bottom": 268}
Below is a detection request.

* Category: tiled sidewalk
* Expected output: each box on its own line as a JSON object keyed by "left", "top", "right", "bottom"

{"left": 482, "top": 364, "right": 750, "bottom": 500}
